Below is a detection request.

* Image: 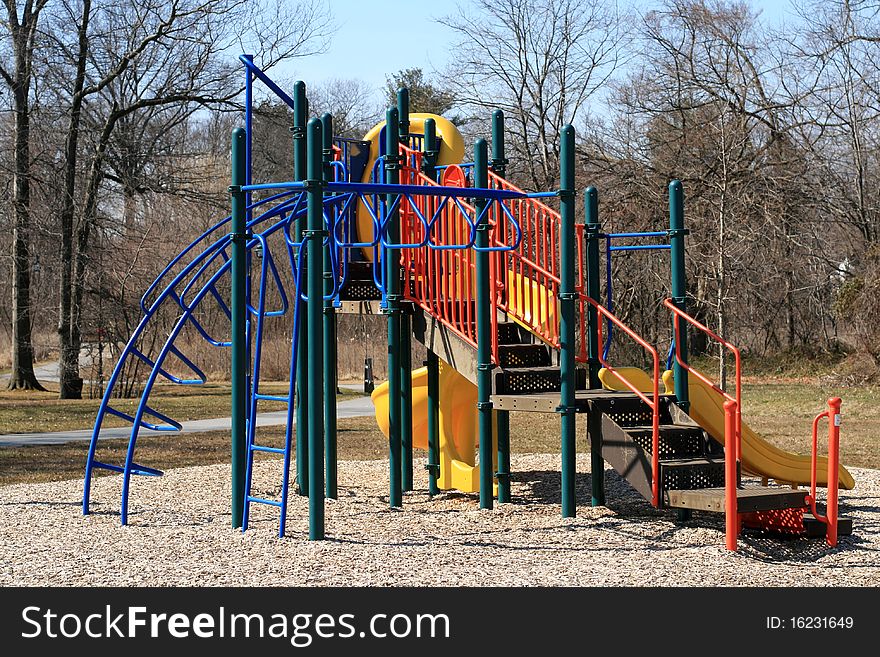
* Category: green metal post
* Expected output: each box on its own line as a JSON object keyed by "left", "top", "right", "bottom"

{"left": 306, "top": 118, "right": 325, "bottom": 540}
{"left": 397, "top": 88, "right": 410, "bottom": 141}
{"left": 321, "top": 112, "right": 337, "bottom": 500}
{"left": 474, "top": 139, "right": 494, "bottom": 510}
{"left": 491, "top": 109, "right": 511, "bottom": 503}
{"left": 230, "top": 128, "right": 247, "bottom": 529}
{"left": 396, "top": 89, "right": 414, "bottom": 493}
{"left": 422, "top": 118, "right": 438, "bottom": 179}
{"left": 669, "top": 180, "right": 689, "bottom": 413}
{"left": 585, "top": 186, "right": 605, "bottom": 507}
{"left": 559, "top": 125, "right": 577, "bottom": 518}
{"left": 422, "top": 121, "right": 440, "bottom": 497}
{"left": 400, "top": 311, "right": 414, "bottom": 492}
{"left": 426, "top": 350, "right": 440, "bottom": 496}
{"left": 496, "top": 411, "right": 510, "bottom": 504}
{"left": 293, "top": 81, "right": 309, "bottom": 496}
{"left": 385, "top": 108, "right": 403, "bottom": 508}
{"left": 491, "top": 110, "right": 508, "bottom": 177}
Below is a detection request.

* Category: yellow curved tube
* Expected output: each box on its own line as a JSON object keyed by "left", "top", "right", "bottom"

{"left": 371, "top": 361, "right": 496, "bottom": 493}
{"left": 356, "top": 113, "right": 465, "bottom": 261}
{"left": 597, "top": 367, "right": 855, "bottom": 490}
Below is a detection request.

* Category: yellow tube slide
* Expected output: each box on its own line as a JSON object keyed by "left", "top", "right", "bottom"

{"left": 371, "top": 361, "right": 496, "bottom": 493}
{"left": 597, "top": 367, "right": 855, "bottom": 489}
{"left": 356, "top": 113, "right": 464, "bottom": 261}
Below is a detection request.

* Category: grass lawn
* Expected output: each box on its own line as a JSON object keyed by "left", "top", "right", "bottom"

{"left": 0, "top": 382, "right": 363, "bottom": 434}
{"left": 0, "top": 379, "right": 877, "bottom": 488}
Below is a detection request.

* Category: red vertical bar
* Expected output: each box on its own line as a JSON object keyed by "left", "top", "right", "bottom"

{"left": 724, "top": 399, "right": 738, "bottom": 551}
{"left": 826, "top": 397, "right": 841, "bottom": 547}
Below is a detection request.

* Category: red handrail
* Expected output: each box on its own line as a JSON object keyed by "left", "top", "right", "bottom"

{"left": 588, "top": 296, "right": 662, "bottom": 507}
{"left": 486, "top": 172, "right": 587, "bottom": 363}
{"left": 806, "top": 397, "right": 842, "bottom": 547}
{"left": 663, "top": 299, "right": 742, "bottom": 460}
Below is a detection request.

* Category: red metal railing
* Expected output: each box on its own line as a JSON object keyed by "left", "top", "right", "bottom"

{"left": 397, "top": 146, "right": 590, "bottom": 368}
{"left": 663, "top": 298, "right": 742, "bottom": 550}
{"left": 589, "top": 296, "right": 662, "bottom": 506}
{"left": 486, "top": 173, "right": 587, "bottom": 363}
{"left": 806, "top": 397, "right": 842, "bottom": 547}
{"left": 399, "top": 146, "right": 480, "bottom": 349}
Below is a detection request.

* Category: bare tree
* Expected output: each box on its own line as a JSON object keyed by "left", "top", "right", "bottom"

{"left": 42, "top": 0, "right": 330, "bottom": 397}
{"left": 1, "top": 0, "right": 51, "bottom": 390}
{"left": 440, "top": 0, "right": 627, "bottom": 190}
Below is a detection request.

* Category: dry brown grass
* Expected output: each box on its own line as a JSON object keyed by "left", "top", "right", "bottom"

{"left": 2, "top": 380, "right": 877, "bottom": 489}
{"left": 0, "top": 382, "right": 361, "bottom": 434}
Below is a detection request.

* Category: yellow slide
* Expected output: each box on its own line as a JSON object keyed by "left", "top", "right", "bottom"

{"left": 598, "top": 367, "right": 855, "bottom": 489}
{"left": 364, "top": 114, "right": 494, "bottom": 493}
{"left": 371, "top": 362, "right": 496, "bottom": 493}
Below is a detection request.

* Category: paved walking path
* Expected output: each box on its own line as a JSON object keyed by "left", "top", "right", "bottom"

{"left": 0, "top": 383, "right": 375, "bottom": 447}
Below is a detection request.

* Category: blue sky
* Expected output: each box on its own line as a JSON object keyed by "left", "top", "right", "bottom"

{"left": 275, "top": 0, "right": 801, "bottom": 102}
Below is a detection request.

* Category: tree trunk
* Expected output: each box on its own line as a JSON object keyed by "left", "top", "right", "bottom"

{"left": 58, "top": 0, "right": 92, "bottom": 399}
{"left": 7, "top": 23, "right": 44, "bottom": 392}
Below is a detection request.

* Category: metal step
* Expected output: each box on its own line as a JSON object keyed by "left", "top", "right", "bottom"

{"left": 664, "top": 487, "right": 809, "bottom": 513}
{"left": 492, "top": 366, "right": 587, "bottom": 394}
{"left": 497, "top": 343, "right": 552, "bottom": 367}
{"left": 339, "top": 261, "right": 382, "bottom": 301}
{"left": 660, "top": 457, "right": 727, "bottom": 491}
{"left": 625, "top": 424, "right": 713, "bottom": 460}
{"left": 804, "top": 513, "right": 853, "bottom": 538}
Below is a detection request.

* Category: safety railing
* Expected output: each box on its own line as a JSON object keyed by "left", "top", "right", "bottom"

{"left": 589, "top": 296, "right": 662, "bottom": 506}
{"left": 806, "top": 397, "right": 842, "bottom": 547}
{"left": 664, "top": 299, "right": 742, "bottom": 457}
{"left": 487, "top": 172, "right": 587, "bottom": 363}
{"left": 664, "top": 298, "right": 742, "bottom": 550}
{"left": 397, "top": 145, "right": 524, "bottom": 352}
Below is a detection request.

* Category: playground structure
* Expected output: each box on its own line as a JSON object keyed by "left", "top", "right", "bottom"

{"left": 82, "top": 56, "right": 854, "bottom": 551}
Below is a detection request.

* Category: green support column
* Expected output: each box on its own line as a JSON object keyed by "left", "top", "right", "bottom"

{"left": 669, "top": 180, "right": 689, "bottom": 413}
{"left": 397, "top": 87, "right": 410, "bottom": 142}
{"left": 321, "top": 112, "right": 338, "bottom": 500}
{"left": 400, "top": 310, "right": 414, "bottom": 492}
{"left": 426, "top": 350, "right": 440, "bottom": 496}
{"left": 474, "top": 139, "right": 494, "bottom": 510}
{"left": 385, "top": 108, "right": 403, "bottom": 508}
{"left": 293, "top": 81, "right": 309, "bottom": 496}
{"left": 422, "top": 119, "right": 438, "bottom": 178}
{"left": 585, "top": 186, "right": 605, "bottom": 507}
{"left": 422, "top": 119, "right": 440, "bottom": 497}
{"left": 306, "top": 119, "right": 325, "bottom": 540}
{"left": 491, "top": 109, "right": 511, "bottom": 503}
{"left": 230, "top": 128, "right": 247, "bottom": 529}
{"left": 396, "top": 88, "right": 414, "bottom": 493}
{"left": 491, "top": 110, "right": 508, "bottom": 177}
{"left": 559, "top": 125, "right": 577, "bottom": 518}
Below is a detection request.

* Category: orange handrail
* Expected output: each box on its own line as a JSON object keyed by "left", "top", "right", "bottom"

{"left": 806, "top": 397, "right": 842, "bottom": 547}
{"left": 662, "top": 299, "right": 742, "bottom": 460}
{"left": 588, "top": 296, "right": 662, "bottom": 507}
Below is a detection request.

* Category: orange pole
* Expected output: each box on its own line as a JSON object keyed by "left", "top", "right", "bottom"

{"left": 724, "top": 399, "right": 738, "bottom": 551}
{"left": 826, "top": 397, "right": 841, "bottom": 547}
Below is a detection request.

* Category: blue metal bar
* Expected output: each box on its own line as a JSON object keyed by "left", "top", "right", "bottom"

{"left": 246, "top": 496, "right": 284, "bottom": 508}
{"left": 254, "top": 393, "right": 289, "bottom": 402}
{"left": 603, "top": 235, "right": 613, "bottom": 362}
{"left": 104, "top": 405, "right": 182, "bottom": 432}
{"left": 238, "top": 54, "right": 297, "bottom": 109}
{"left": 609, "top": 244, "right": 671, "bottom": 252}
{"left": 607, "top": 231, "right": 668, "bottom": 239}
{"left": 92, "top": 461, "right": 163, "bottom": 477}
{"left": 250, "top": 445, "right": 285, "bottom": 455}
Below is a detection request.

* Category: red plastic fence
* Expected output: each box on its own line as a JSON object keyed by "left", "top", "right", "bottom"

{"left": 397, "top": 144, "right": 589, "bottom": 365}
